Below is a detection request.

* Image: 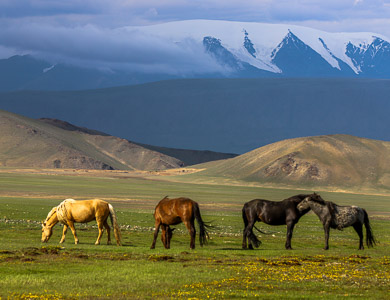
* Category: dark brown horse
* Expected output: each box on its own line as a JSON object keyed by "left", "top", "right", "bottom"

{"left": 150, "top": 196, "right": 210, "bottom": 249}
{"left": 242, "top": 193, "right": 320, "bottom": 250}
{"left": 297, "top": 195, "right": 376, "bottom": 250}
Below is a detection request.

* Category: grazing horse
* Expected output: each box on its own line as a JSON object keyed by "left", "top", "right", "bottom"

{"left": 297, "top": 195, "right": 376, "bottom": 250}
{"left": 41, "top": 199, "right": 122, "bottom": 245}
{"left": 242, "top": 193, "right": 320, "bottom": 250}
{"left": 150, "top": 196, "right": 210, "bottom": 249}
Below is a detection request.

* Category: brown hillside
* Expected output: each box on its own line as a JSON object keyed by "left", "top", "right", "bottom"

{"left": 0, "top": 110, "right": 183, "bottom": 170}
{"left": 40, "top": 117, "right": 238, "bottom": 166}
{"left": 197, "top": 135, "right": 390, "bottom": 190}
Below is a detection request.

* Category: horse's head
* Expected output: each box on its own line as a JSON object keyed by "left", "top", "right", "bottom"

{"left": 161, "top": 226, "right": 175, "bottom": 249}
{"left": 41, "top": 221, "right": 53, "bottom": 243}
{"left": 297, "top": 193, "right": 322, "bottom": 211}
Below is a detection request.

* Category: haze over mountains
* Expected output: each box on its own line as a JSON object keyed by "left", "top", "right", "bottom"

{"left": 1, "top": 78, "right": 389, "bottom": 154}
{"left": 1, "top": 20, "right": 390, "bottom": 91}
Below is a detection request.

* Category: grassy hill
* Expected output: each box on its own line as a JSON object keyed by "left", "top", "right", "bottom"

{"left": 193, "top": 135, "right": 390, "bottom": 192}
{"left": 0, "top": 110, "right": 184, "bottom": 170}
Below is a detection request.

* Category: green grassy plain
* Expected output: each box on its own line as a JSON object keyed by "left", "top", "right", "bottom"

{"left": 0, "top": 169, "right": 389, "bottom": 299}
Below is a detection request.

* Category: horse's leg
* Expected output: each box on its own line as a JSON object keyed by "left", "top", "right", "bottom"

{"left": 95, "top": 220, "right": 105, "bottom": 245}
{"left": 103, "top": 219, "right": 111, "bottom": 245}
{"left": 246, "top": 219, "right": 257, "bottom": 250}
{"left": 68, "top": 221, "right": 79, "bottom": 244}
{"left": 59, "top": 225, "right": 68, "bottom": 244}
{"left": 184, "top": 220, "right": 196, "bottom": 249}
{"left": 242, "top": 208, "right": 249, "bottom": 249}
{"left": 166, "top": 226, "right": 171, "bottom": 249}
{"left": 242, "top": 230, "right": 247, "bottom": 249}
{"left": 150, "top": 222, "right": 161, "bottom": 249}
{"left": 285, "top": 221, "right": 296, "bottom": 250}
{"left": 353, "top": 222, "right": 364, "bottom": 250}
{"left": 323, "top": 222, "right": 330, "bottom": 250}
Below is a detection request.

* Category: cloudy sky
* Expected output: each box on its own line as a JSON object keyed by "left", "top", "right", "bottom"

{"left": 1, "top": 0, "right": 390, "bottom": 71}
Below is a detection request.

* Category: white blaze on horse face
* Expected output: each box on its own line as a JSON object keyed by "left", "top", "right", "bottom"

{"left": 41, "top": 224, "right": 53, "bottom": 242}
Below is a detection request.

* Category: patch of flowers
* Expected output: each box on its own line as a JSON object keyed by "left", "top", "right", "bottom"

{"left": 170, "top": 255, "right": 390, "bottom": 299}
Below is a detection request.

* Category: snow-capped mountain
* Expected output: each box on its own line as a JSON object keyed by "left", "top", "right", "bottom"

{"left": 128, "top": 20, "right": 390, "bottom": 78}
{"left": 1, "top": 20, "right": 390, "bottom": 91}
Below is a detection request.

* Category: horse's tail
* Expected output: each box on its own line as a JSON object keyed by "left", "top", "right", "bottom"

{"left": 242, "top": 205, "right": 249, "bottom": 228}
{"left": 193, "top": 202, "right": 211, "bottom": 247}
{"left": 242, "top": 205, "right": 261, "bottom": 248}
{"left": 253, "top": 225, "right": 271, "bottom": 235}
{"left": 363, "top": 209, "right": 376, "bottom": 248}
{"left": 108, "top": 204, "right": 122, "bottom": 246}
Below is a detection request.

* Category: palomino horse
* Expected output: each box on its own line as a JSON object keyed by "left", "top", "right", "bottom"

{"left": 242, "top": 193, "right": 320, "bottom": 250}
{"left": 297, "top": 194, "right": 376, "bottom": 250}
{"left": 42, "top": 199, "right": 122, "bottom": 245}
{"left": 150, "top": 196, "right": 210, "bottom": 249}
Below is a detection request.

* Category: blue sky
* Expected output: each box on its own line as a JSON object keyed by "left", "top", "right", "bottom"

{"left": 1, "top": 0, "right": 389, "bottom": 69}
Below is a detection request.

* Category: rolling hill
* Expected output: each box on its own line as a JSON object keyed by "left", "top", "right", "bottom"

{"left": 0, "top": 110, "right": 235, "bottom": 170}
{"left": 194, "top": 135, "right": 390, "bottom": 191}
{"left": 0, "top": 110, "right": 185, "bottom": 170}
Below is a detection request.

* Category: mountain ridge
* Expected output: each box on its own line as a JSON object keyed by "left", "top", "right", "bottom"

{"left": 1, "top": 20, "right": 390, "bottom": 91}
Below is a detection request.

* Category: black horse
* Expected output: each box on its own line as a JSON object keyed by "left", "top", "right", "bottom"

{"left": 297, "top": 195, "right": 376, "bottom": 250}
{"left": 242, "top": 193, "right": 320, "bottom": 250}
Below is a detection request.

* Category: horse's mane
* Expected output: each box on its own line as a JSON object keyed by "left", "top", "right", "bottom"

{"left": 308, "top": 195, "right": 337, "bottom": 215}
{"left": 326, "top": 201, "right": 337, "bottom": 216}
{"left": 307, "top": 194, "right": 327, "bottom": 205}
{"left": 56, "top": 199, "right": 76, "bottom": 224}
{"left": 288, "top": 194, "right": 312, "bottom": 203}
{"left": 45, "top": 207, "right": 58, "bottom": 223}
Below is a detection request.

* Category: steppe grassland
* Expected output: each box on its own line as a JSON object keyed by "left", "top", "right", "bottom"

{"left": 0, "top": 169, "right": 389, "bottom": 299}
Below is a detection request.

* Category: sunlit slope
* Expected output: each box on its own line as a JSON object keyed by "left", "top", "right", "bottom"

{"left": 196, "top": 135, "right": 390, "bottom": 189}
{"left": 0, "top": 110, "right": 183, "bottom": 170}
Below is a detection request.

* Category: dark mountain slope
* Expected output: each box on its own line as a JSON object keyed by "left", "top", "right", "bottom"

{"left": 1, "top": 78, "right": 389, "bottom": 153}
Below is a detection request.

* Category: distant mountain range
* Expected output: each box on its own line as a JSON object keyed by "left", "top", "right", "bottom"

{"left": 1, "top": 20, "right": 390, "bottom": 91}
{"left": 0, "top": 110, "right": 236, "bottom": 170}
{"left": 1, "top": 78, "right": 390, "bottom": 154}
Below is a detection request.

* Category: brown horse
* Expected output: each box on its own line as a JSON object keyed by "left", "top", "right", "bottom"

{"left": 150, "top": 196, "right": 210, "bottom": 249}
{"left": 41, "top": 199, "right": 122, "bottom": 245}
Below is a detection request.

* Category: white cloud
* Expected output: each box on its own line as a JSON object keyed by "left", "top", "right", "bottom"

{"left": 0, "top": 20, "right": 225, "bottom": 74}
{"left": 1, "top": 0, "right": 390, "bottom": 68}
